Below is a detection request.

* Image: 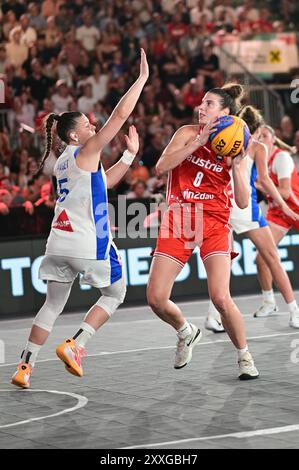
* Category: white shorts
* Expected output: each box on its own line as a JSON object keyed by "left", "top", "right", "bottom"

{"left": 39, "top": 242, "right": 122, "bottom": 288}
{"left": 231, "top": 216, "right": 268, "bottom": 235}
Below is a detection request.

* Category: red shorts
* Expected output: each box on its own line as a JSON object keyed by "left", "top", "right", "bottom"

{"left": 267, "top": 208, "right": 299, "bottom": 233}
{"left": 153, "top": 204, "right": 234, "bottom": 267}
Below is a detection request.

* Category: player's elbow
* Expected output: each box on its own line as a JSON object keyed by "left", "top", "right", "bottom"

{"left": 237, "top": 201, "right": 249, "bottom": 210}
{"left": 280, "top": 188, "right": 291, "bottom": 200}
{"left": 114, "top": 107, "right": 129, "bottom": 121}
{"left": 155, "top": 160, "right": 166, "bottom": 176}
{"left": 236, "top": 194, "right": 249, "bottom": 209}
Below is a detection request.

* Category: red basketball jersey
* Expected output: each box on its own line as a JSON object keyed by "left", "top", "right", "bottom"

{"left": 166, "top": 141, "right": 232, "bottom": 213}
{"left": 268, "top": 148, "right": 299, "bottom": 214}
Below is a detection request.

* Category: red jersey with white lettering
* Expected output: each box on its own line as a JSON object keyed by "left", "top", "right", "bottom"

{"left": 268, "top": 148, "right": 299, "bottom": 214}
{"left": 155, "top": 138, "right": 236, "bottom": 265}
{"left": 166, "top": 140, "right": 232, "bottom": 215}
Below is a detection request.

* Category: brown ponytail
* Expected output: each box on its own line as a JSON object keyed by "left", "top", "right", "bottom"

{"left": 38, "top": 111, "right": 83, "bottom": 172}
{"left": 38, "top": 113, "right": 59, "bottom": 172}
{"left": 209, "top": 82, "right": 245, "bottom": 115}
{"left": 238, "top": 105, "right": 264, "bottom": 134}
{"left": 222, "top": 83, "right": 244, "bottom": 101}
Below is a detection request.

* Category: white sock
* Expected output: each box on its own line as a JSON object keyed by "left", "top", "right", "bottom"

{"left": 73, "top": 322, "right": 95, "bottom": 348}
{"left": 287, "top": 300, "right": 298, "bottom": 314}
{"left": 262, "top": 289, "right": 275, "bottom": 304}
{"left": 237, "top": 345, "right": 249, "bottom": 360}
{"left": 21, "top": 341, "right": 42, "bottom": 367}
{"left": 208, "top": 300, "right": 221, "bottom": 321}
{"left": 177, "top": 321, "right": 192, "bottom": 339}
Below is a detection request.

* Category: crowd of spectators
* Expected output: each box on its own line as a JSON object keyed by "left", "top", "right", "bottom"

{"left": 0, "top": 0, "right": 299, "bottom": 232}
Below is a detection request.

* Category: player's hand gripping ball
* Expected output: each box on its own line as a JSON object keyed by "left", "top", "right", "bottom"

{"left": 209, "top": 115, "right": 251, "bottom": 158}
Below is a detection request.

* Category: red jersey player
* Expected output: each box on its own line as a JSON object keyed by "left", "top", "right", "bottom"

{"left": 147, "top": 83, "right": 259, "bottom": 380}
{"left": 255, "top": 125, "right": 299, "bottom": 317}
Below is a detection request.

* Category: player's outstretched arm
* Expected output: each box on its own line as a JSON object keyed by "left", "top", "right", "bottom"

{"left": 77, "top": 49, "right": 149, "bottom": 171}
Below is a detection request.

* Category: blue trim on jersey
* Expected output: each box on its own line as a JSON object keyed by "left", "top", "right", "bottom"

{"left": 249, "top": 162, "right": 260, "bottom": 221}
{"left": 258, "top": 213, "right": 268, "bottom": 228}
{"left": 91, "top": 169, "right": 109, "bottom": 260}
{"left": 109, "top": 244, "right": 122, "bottom": 284}
{"left": 243, "top": 125, "right": 251, "bottom": 150}
{"left": 74, "top": 147, "right": 81, "bottom": 158}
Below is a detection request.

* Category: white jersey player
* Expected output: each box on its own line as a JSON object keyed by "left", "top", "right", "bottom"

{"left": 43, "top": 144, "right": 121, "bottom": 287}
{"left": 205, "top": 106, "right": 299, "bottom": 333}
{"left": 11, "top": 49, "right": 149, "bottom": 388}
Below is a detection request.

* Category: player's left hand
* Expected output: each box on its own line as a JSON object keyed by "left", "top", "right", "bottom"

{"left": 231, "top": 147, "right": 246, "bottom": 167}
{"left": 125, "top": 125, "right": 139, "bottom": 156}
{"left": 231, "top": 138, "right": 252, "bottom": 167}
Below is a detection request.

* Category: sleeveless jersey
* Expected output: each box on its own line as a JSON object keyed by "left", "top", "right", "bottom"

{"left": 231, "top": 153, "right": 263, "bottom": 222}
{"left": 166, "top": 141, "right": 232, "bottom": 213}
{"left": 268, "top": 148, "right": 299, "bottom": 214}
{"left": 45, "top": 145, "right": 112, "bottom": 260}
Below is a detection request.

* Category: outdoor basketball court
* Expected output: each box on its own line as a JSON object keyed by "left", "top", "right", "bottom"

{"left": 1, "top": 292, "right": 299, "bottom": 449}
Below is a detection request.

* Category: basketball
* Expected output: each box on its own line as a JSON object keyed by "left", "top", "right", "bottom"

{"left": 209, "top": 115, "right": 251, "bottom": 158}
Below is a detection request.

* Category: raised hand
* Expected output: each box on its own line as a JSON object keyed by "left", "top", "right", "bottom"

{"left": 231, "top": 146, "right": 247, "bottom": 167}
{"left": 231, "top": 135, "right": 254, "bottom": 167}
{"left": 124, "top": 125, "right": 139, "bottom": 156}
{"left": 139, "top": 48, "right": 149, "bottom": 81}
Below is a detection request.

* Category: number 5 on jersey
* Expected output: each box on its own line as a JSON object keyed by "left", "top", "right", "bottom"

{"left": 58, "top": 178, "right": 69, "bottom": 202}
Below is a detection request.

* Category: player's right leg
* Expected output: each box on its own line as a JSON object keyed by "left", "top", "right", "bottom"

{"left": 254, "top": 224, "right": 299, "bottom": 327}
{"left": 205, "top": 255, "right": 259, "bottom": 380}
{"left": 147, "top": 255, "right": 201, "bottom": 369}
{"left": 11, "top": 280, "right": 73, "bottom": 388}
{"left": 56, "top": 275, "right": 126, "bottom": 376}
{"left": 55, "top": 245, "right": 126, "bottom": 376}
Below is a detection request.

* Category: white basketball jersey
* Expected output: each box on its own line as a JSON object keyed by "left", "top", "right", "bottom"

{"left": 231, "top": 153, "right": 263, "bottom": 222}
{"left": 45, "top": 145, "right": 112, "bottom": 260}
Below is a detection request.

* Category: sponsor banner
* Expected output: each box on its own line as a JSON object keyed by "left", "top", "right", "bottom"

{"left": 0, "top": 232, "right": 299, "bottom": 316}
{"left": 216, "top": 33, "right": 299, "bottom": 74}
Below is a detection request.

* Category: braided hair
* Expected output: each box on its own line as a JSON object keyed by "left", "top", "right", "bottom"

{"left": 38, "top": 111, "right": 83, "bottom": 171}
{"left": 38, "top": 113, "right": 59, "bottom": 172}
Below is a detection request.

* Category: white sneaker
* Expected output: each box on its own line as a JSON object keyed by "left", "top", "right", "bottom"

{"left": 174, "top": 323, "right": 202, "bottom": 369}
{"left": 253, "top": 302, "right": 278, "bottom": 318}
{"left": 289, "top": 309, "right": 299, "bottom": 329}
{"left": 205, "top": 316, "right": 225, "bottom": 333}
{"left": 238, "top": 352, "right": 259, "bottom": 380}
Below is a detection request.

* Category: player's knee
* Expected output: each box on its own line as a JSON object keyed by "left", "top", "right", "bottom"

{"left": 210, "top": 293, "right": 230, "bottom": 314}
{"left": 147, "top": 287, "right": 166, "bottom": 313}
{"left": 256, "top": 252, "right": 266, "bottom": 267}
{"left": 262, "top": 248, "right": 280, "bottom": 267}
{"left": 95, "top": 281, "right": 126, "bottom": 317}
{"left": 33, "top": 301, "right": 63, "bottom": 332}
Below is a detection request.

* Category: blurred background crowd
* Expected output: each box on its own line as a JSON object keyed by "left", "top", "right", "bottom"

{"left": 0, "top": 0, "right": 299, "bottom": 235}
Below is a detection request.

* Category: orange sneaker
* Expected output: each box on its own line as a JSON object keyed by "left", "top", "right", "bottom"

{"left": 56, "top": 338, "right": 87, "bottom": 377}
{"left": 11, "top": 363, "right": 32, "bottom": 388}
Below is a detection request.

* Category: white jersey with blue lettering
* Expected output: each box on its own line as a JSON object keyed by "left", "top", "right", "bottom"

{"left": 230, "top": 153, "right": 267, "bottom": 234}
{"left": 45, "top": 145, "right": 112, "bottom": 260}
